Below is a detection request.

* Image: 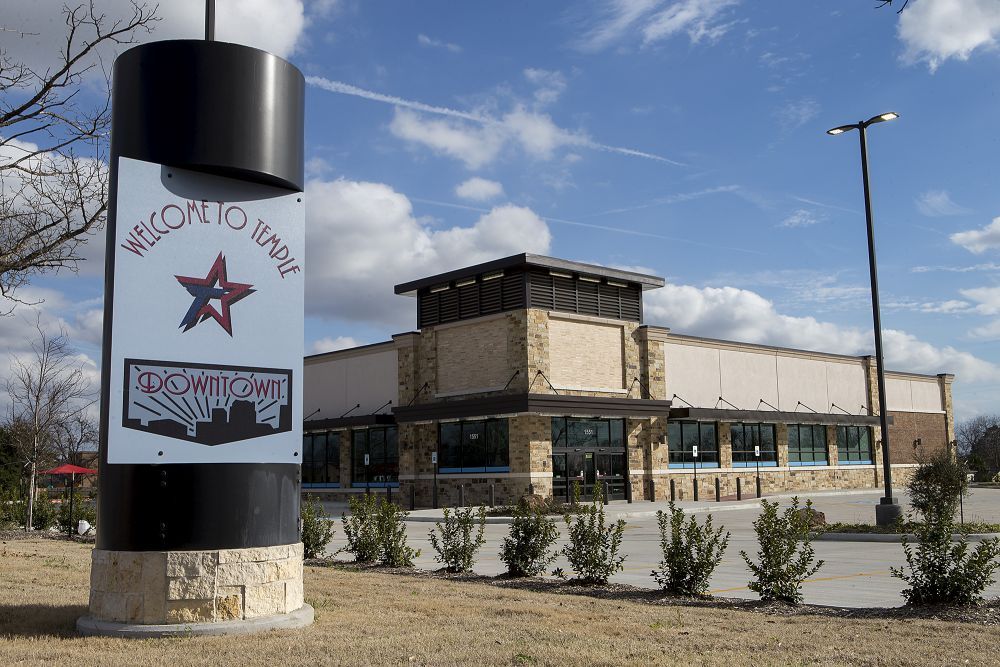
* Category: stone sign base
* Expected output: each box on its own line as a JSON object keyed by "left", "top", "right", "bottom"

{"left": 78, "top": 542, "right": 309, "bottom": 636}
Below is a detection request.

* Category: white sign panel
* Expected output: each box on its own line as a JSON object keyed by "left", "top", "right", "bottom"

{"left": 107, "top": 157, "right": 304, "bottom": 463}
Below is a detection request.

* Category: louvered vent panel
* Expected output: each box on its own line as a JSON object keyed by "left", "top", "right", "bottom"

{"left": 502, "top": 272, "right": 525, "bottom": 309}
{"left": 553, "top": 276, "right": 577, "bottom": 311}
{"left": 480, "top": 278, "right": 502, "bottom": 314}
{"left": 418, "top": 293, "right": 439, "bottom": 327}
{"left": 577, "top": 280, "right": 599, "bottom": 317}
{"left": 439, "top": 289, "right": 459, "bottom": 322}
{"left": 459, "top": 284, "right": 479, "bottom": 319}
{"left": 598, "top": 284, "right": 621, "bottom": 320}
{"left": 620, "top": 285, "right": 641, "bottom": 321}
{"left": 527, "top": 271, "right": 554, "bottom": 310}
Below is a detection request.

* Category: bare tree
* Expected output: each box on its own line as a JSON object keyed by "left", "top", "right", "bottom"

{"left": 956, "top": 414, "right": 1000, "bottom": 477}
{"left": 6, "top": 322, "right": 93, "bottom": 530}
{"left": 52, "top": 411, "right": 98, "bottom": 465}
{"left": 1, "top": 2, "right": 157, "bottom": 309}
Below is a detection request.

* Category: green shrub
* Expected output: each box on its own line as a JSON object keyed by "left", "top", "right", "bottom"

{"left": 652, "top": 502, "right": 730, "bottom": 596}
{"left": 891, "top": 523, "right": 1000, "bottom": 605}
{"left": 429, "top": 506, "right": 486, "bottom": 573}
{"left": 30, "top": 491, "right": 59, "bottom": 531}
{"left": 560, "top": 483, "right": 626, "bottom": 584}
{"left": 57, "top": 491, "right": 97, "bottom": 535}
{"left": 0, "top": 488, "right": 25, "bottom": 529}
{"left": 300, "top": 495, "right": 335, "bottom": 559}
{"left": 891, "top": 451, "right": 1000, "bottom": 605}
{"left": 499, "top": 499, "right": 559, "bottom": 577}
{"left": 341, "top": 493, "right": 419, "bottom": 567}
{"left": 741, "top": 498, "right": 824, "bottom": 604}
{"left": 908, "top": 449, "right": 968, "bottom": 524}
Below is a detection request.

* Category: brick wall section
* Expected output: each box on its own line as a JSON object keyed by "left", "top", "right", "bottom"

{"left": 887, "top": 410, "right": 948, "bottom": 464}
{"left": 548, "top": 317, "right": 624, "bottom": 390}
{"left": 436, "top": 316, "right": 511, "bottom": 392}
{"left": 88, "top": 543, "right": 304, "bottom": 625}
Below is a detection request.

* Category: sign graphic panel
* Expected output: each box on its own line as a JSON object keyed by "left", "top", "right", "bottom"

{"left": 107, "top": 157, "right": 304, "bottom": 463}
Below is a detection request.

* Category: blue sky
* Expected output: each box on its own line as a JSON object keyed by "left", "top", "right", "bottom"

{"left": 7, "top": 0, "right": 1000, "bottom": 420}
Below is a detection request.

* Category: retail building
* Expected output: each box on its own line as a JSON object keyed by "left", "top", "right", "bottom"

{"left": 302, "top": 254, "right": 954, "bottom": 506}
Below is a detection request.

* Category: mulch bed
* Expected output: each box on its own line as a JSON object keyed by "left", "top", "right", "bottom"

{"left": 0, "top": 529, "right": 95, "bottom": 543}
{"left": 306, "top": 558, "right": 1000, "bottom": 626}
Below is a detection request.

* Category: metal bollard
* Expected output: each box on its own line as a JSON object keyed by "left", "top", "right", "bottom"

{"left": 715, "top": 477, "right": 721, "bottom": 502}
{"left": 649, "top": 479, "right": 656, "bottom": 503}
{"left": 386, "top": 485, "right": 392, "bottom": 505}
{"left": 693, "top": 478, "right": 699, "bottom": 502}
{"left": 433, "top": 481, "right": 438, "bottom": 509}
{"left": 756, "top": 476, "right": 762, "bottom": 499}
{"left": 489, "top": 483, "right": 495, "bottom": 508}
{"left": 459, "top": 484, "right": 465, "bottom": 508}
{"left": 670, "top": 479, "right": 676, "bottom": 502}
{"left": 603, "top": 480, "right": 610, "bottom": 505}
{"left": 410, "top": 484, "right": 416, "bottom": 511}
{"left": 736, "top": 477, "right": 742, "bottom": 501}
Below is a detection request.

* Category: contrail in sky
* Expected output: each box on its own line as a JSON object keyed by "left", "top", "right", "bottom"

{"left": 306, "top": 75, "right": 684, "bottom": 166}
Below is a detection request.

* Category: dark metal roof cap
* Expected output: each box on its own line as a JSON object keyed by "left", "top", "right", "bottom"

{"left": 393, "top": 253, "right": 665, "bottom": 295}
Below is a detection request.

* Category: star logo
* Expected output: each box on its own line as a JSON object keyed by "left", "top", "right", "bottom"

{"left": 175, "top": 253, "right": 255, "bottom": 336}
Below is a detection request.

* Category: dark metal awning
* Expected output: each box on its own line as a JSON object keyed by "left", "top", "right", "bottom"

{"left": 303, "top": 413, "right": 396, "bottom": 430}
{"left": 668, "top": 407, "right": 891, "bottom": 426}
{"left": 393, "top": 393, "right": 672, "bottom": 423}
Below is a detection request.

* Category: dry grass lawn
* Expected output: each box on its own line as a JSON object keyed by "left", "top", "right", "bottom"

{"left": 1, "top": 537, "right": 997, "bottom": 666}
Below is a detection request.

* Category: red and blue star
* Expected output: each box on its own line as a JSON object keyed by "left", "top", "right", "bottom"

{"left": 175, "top": 253, "right": 255, "bottom": 336}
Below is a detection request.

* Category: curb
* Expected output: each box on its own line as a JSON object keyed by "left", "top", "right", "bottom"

{"left": 404, "top": 501, "right": 765, "bottom": 524}
{"left": 813, "top": 532, "right": 1000, "bottom": 543}
{"left": 76, "top": 604, "right": 315, "bottom": 638}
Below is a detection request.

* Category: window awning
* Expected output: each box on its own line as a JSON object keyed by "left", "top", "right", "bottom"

{"left": 668, "top": 407, "right": 891, "bottom": 427}
{"left": 303, "top": 413, "right": 396, "bottom": 430}
{"left": 393, "top": 393, "right": 672, "bottom": 423}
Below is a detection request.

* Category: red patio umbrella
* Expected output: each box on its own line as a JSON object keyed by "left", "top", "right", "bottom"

{"left": 41, "top": 464, "right": 97, "bottom": 536}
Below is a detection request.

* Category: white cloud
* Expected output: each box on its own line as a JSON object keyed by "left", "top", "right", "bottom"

{"left": 644, "top": 282, "right": 1000, "bottom": 384}
{"left": 310, "top": 336, "right": 360, "bottom": 354}
{"left": 576, "top": 0, "right": 741, "bottom": 52}
{"left": 775, "top": 98, "right": 820, "bottom": 129}
{"left": 960, "top": 286, "right": 1000, "bottom": 316}
{"left": 304, "top": 178, "right": 550, "bottom": 327}
{"left": 308, "top": 76, "right": 682, "bottom": 166}
{"left": 524, "top": 68, "right": 567, "bottom": 107}
{"left": 912, "top": 262, "right": 1000, "bottom": 273}
{"left": 916, "top": 190, "right": 971, "bottom": 217}
{"left": 417, "top": 34, "right": 462, "bottom": 53}
{"left": 780, "top": 209, "right": 822, "bottom": 228}
{"left": 899, "top": 0, "right": 1000, "bottom": 72}
{"left": 951, "top": 217, "right": 1000, "bottom": 254}
{"left": 389, "top": 109, "right": 504, "bottom": 169}
{"left": 455, "top": 178, "right": 505, "bottom": 202}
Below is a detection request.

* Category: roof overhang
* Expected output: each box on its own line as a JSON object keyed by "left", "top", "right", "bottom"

{"left": 668, "top": 407, "right": 891, "bottom": 426}
{"left": 393, "top": 393, "right": 672, "bottom": 423}
{"left": 393, "top": 253, "right": 665, "bottom": 295}
{"left": 303, "top": 413, "right": 396, "bottom": 430}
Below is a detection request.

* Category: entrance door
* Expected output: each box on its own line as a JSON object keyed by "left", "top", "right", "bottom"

{"left": 554, "top": 449, "right": 624, "bottom": 501}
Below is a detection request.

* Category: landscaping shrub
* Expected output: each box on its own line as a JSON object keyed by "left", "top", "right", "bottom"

{"left": 908, "top": 449, "right": 968, "bottom": 524}
{"left": 891, "top": 451, "right": 1000, "bottom": 605}
{"left": 342, "top": 493, "right": 419, "bottom": 566}
{"left": 30, "top": 491, "right": 58, "bottom": 531}
{"left": 0, "top": 488, "right": 25, "bottom": 530}
{"left": 429, "top": 506, "right": 486, "bottom": 573}
{"left": 499, "top": 499, "right": 559, "bottom": 577}
{"left": 560, "top": 483, "right": 626, "bottom": 584}
{"left": 741, "top": 498, "right": 824, "bottom": 604}
{"left": 300, "top": 495, "right": 335, "bottom": 559}
{"left": 651, "top": 502, "right": 729, "bottom": 596}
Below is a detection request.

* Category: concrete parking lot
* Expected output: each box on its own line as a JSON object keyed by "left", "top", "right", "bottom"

{"left": 320, "top": 487, "right": 1000, "bottom": 608}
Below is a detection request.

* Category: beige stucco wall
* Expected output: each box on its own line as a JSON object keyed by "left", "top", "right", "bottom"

{"left": 303, "top": 345, "right": 397, "bottom": 418}
{"left": 548, "top": 315, "right": 625, "bottom": 391}
{"left": 886, "top": 375, "right": 945, "bottom": 413}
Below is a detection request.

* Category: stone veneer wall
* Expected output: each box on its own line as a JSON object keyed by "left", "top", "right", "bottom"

{"left": 88, "top": 542, "right": 304, "bottom": 625}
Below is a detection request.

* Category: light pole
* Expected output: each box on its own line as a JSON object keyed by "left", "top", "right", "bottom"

{"left": 827, "top": 111, "right": 902, "bottom": 526}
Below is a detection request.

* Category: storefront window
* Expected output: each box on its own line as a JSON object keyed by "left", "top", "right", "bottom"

{"left": 837, "top": 425, "right": 873, "bottom": 465}
{"left": 302, "top": 431, "right": 340, "bottom": 487}
{"left": 437, "top": 419, "right": 509, "bottom": 473}
{"left": 730, "top": 423, "right": 777, "bottom": 467}
{"left": 551, "top": 417, "right": 625, "bottom": 449}
{"left": 667, "top": 421, "right": 718, "bottom": 468}
{"left": 788, "top": 424, "right": 828, "bottom": 466}
{"left": 351, "top": 427, "right": 399, "bottom": 487}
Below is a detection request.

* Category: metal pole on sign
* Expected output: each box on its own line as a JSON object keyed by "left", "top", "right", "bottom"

{"left": 69, "top": 473, "right": 75, "bottom": 538}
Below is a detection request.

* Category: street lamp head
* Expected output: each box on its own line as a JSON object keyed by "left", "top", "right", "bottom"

{"left": 826, "top": 124, "right": 857, "bottom": 136}
{"left": 866, "top": 111, "right": 900, "bottom": 126}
